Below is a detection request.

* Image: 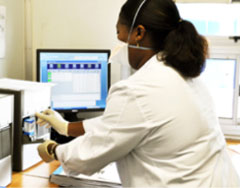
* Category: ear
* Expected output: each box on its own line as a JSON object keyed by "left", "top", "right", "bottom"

{"left": 134, "top": 25, "right": 146, "bottom": 42}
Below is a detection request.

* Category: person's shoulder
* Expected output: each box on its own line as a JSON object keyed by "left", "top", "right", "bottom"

{"left": 108, "top": 79, "right": 133, "bottom": 95}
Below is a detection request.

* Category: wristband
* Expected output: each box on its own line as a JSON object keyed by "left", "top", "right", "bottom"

{"left": 50, "top": 144, "right": 58, "bottom": 160}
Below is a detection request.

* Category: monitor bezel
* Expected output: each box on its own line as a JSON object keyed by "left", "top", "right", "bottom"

{"left": 36, "top": 48, "right": 111, "bottom": 113}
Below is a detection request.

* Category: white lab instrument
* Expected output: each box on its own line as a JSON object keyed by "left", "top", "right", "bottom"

{"left": 0, "top": 78, "right": 53, "bottom": 171}
{"left": 0, "top": 94, "right": 14, "bottom": 186}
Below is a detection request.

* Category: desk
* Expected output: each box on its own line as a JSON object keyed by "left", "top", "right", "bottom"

{"left": 7, "top": 139, "right": 240, "bottom": 187}
{"left": 8, "top": 161, "right": 60, "bottom": 187}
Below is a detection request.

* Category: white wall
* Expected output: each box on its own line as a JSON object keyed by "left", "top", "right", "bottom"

{"left": 0, "top": 0, "right": 25, "bottom": 79}
{"left": 28, "top": 0, "right": 126, "bottom": 83}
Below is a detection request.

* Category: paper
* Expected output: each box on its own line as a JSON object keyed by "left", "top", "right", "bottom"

{"left": 228, "top": 144, "right": 240, "bottom": 154}
{"left": 50, "top": 163, "right": 121, "bottom": 187}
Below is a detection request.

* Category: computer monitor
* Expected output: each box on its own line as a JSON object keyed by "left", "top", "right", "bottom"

{"left": 37, "top": 49, "right": 111, "bottom": 117}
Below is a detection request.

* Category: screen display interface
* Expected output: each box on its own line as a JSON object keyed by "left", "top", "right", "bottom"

{"left": 38, "top": 50, "right": 110, "bottom": 112}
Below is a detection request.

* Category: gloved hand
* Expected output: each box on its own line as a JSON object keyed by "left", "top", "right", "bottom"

{"left": 35, "top": 109, "right": 69, "bottom": 136}
{"left": 37, "top": 140, "right": 58, "bottom": 163}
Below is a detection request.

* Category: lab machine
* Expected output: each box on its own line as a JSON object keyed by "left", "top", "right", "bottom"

{"left": 0, "top": 94, "right": 14, "bottom": 186}
{"left": 0, "top": 78, "right": 52, "bottom": 171}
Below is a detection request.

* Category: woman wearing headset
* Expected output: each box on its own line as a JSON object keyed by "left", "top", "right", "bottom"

{"left": 36, "top": 0, "right": 240, "bottom": 187}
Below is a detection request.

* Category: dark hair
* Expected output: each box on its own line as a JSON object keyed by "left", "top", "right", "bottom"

{"left": 119, "top": 0, "right": 208, "bottom": 78}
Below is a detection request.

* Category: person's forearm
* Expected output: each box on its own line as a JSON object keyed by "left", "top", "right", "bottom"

{"left": 67, "top": 121, "right": 85, "bottom": 137}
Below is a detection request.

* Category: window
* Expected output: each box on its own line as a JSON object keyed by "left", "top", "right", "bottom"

{"left": 177, "top": 3, "right": 240, "bottom": 36}
{"left": 177, "top": 3, "right": 240, "bottom": 138}
{"left": 200, "top": 58, "right": 237, "bottom": 119}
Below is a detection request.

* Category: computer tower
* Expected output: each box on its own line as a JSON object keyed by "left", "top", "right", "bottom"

{"left": 0, "top": 94, "right": 14, "bottom": 186}
{"left": 0, "top": 78, "right": 52, "bottom": 171}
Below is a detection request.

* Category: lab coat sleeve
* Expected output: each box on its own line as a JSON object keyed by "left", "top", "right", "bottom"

{"left": 56, "top": 81, "right": 149, "bottom": 176}
{"left": 82, "top": 116, "right": 101, "bottom": 133}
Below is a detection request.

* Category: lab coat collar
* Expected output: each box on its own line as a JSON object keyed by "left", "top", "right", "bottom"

{"left": 139, "top": 54, "right": 164, "bottom": 71}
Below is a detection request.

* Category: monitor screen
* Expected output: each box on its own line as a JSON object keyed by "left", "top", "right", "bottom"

{"left": 37, "top": 49, "right": 110, "bottom": 113}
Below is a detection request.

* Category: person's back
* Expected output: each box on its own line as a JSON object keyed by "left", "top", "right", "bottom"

{"left": 115, "top": 55, "right": 240, "bottom": 187}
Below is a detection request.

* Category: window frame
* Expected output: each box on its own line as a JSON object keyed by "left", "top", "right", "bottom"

{"left": 209, "top": 43, "right": 240, "bottom": 138}
{"left": 176, "top": 3, "right": 240, "bottom": 138}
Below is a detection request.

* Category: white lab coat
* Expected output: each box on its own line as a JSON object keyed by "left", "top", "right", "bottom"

{"left": 56, "top": 55, "right": 240, "bottom": 187}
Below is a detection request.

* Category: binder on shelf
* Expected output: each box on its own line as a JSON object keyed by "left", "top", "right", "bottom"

{"left": 50, "top": 163, "right": 121, "bottom": 188}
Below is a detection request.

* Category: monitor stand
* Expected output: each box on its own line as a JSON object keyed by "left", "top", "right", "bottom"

{"left": 63, "top": 112, "right": 80, "bottom": 122}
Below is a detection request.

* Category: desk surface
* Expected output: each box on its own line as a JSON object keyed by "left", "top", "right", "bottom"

{"left": 8, "top": 161, "right": 60, "bottom": 187}
{"left": 7, "top": 139, "right": 240, "bottom": 187}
